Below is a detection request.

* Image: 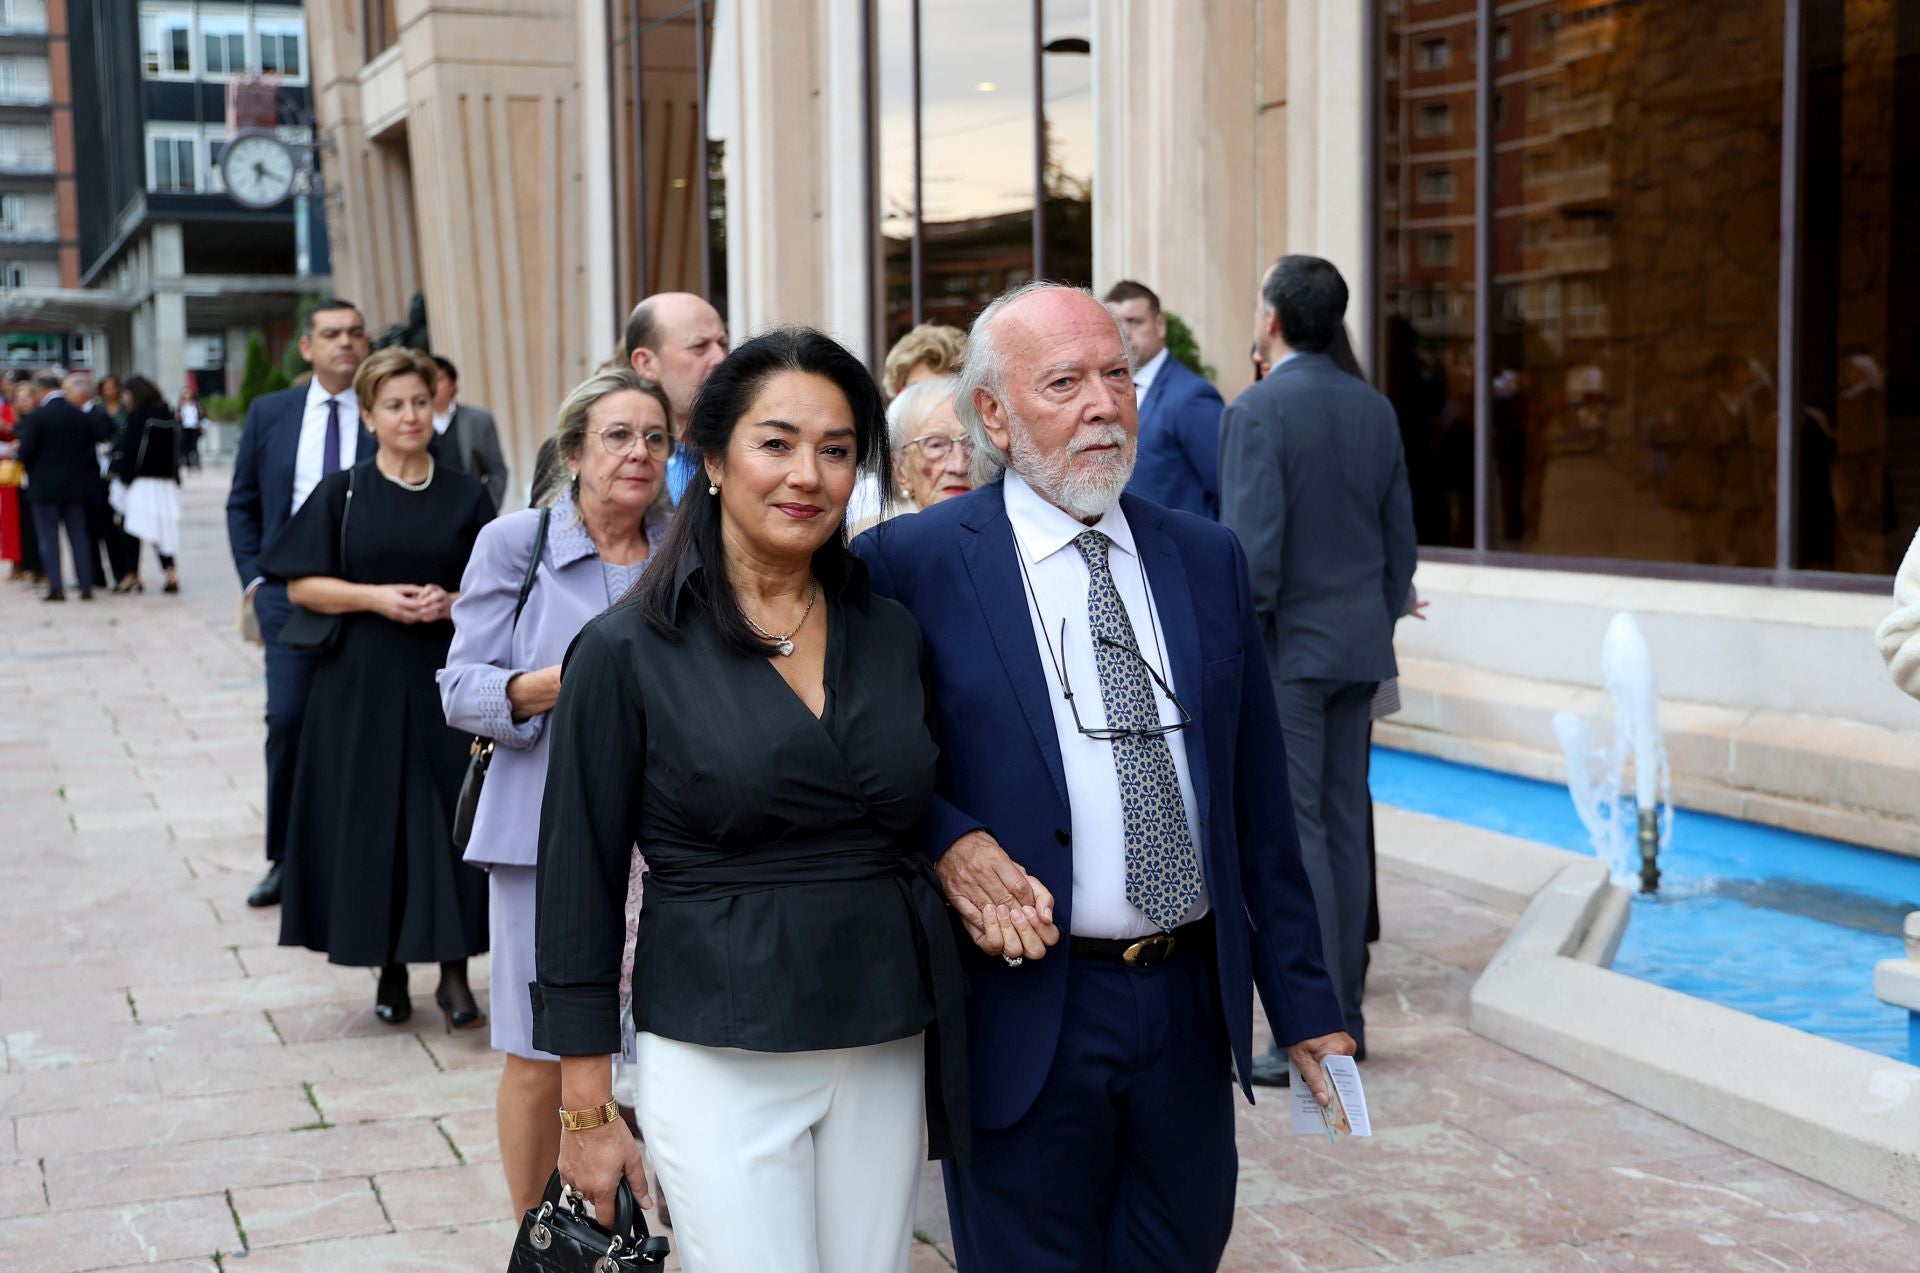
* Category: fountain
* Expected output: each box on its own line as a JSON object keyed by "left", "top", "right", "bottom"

{"left": 1552, "top": 612, "right": 1672, "bottom": 893}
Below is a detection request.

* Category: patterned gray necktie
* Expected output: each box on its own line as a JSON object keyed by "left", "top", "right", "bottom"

{"left": 1074, "top": 530, "right": 1202, "bottom": 931}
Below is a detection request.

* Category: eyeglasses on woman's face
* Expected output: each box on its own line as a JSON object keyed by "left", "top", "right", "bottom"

{"left": 592, "top": 425, "right": 673, "bottom": 460}
{"left": 902, "top": 433, "right": 975, "bottom": 463}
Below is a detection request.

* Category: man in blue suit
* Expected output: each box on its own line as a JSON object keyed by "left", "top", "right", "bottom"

{"left": 1104, "top": 279, "right": 1224, "bottom": 518}
{"left": 855, "top": 283, "right": 1351, "bottom": 1271}
{"left": 226, "top": 299, "right": 373, "bottom": 909}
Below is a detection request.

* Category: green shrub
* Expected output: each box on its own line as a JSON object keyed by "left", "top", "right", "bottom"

{"left": 237, "top": 332, "right": 275, "bottom": 416}
{"left": 1163, "top": 311, "right": 1217, "bottom": 382}
{"left": 198, "top": 394, "right": 242, "bottom": 423}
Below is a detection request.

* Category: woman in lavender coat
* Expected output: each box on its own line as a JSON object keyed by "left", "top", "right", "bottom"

{"left": 438, "top": 368, "right": 674, "bottom": 1218}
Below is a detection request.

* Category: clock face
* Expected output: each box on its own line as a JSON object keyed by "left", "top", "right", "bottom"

{"left": 220, "top": 133, "right": 296, "bottom": 209}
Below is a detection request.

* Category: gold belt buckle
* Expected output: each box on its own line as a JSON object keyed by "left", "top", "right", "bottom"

{"left": 1122, "top": 932, "right": 1177, "bottom": 968}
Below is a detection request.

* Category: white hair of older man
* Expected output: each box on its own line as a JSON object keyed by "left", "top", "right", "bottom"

{"left": 954, "top": 280, "right": 1135, "bottom": 488}
{"left": 884, "top": 375, "right": 960, "bottom": 455}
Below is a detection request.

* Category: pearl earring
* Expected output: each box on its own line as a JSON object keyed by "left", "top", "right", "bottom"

{"left": 708, "top": 482, "right": 719, "bottom": 495}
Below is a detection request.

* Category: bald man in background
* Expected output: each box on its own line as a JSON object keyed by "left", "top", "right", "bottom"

{"left": 623, "top": 292, "right": 729, "bottom": 502}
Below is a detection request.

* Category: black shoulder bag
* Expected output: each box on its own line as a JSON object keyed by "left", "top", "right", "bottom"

{"left": 507, "top": 1171, "right": 668, "bottom": 1271}
{"left": 277, "top": 470, "right": 357, "bottom": 654}
{"left": 452, "top": 507, "right": 550, "bottom": 850}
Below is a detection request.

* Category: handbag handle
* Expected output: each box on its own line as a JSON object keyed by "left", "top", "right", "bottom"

{"left": 539, "top": 1169, "right": 665, "bottom": 1258}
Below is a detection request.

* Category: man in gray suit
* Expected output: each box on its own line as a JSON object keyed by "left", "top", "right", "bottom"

{"left": 1219, "top": 255, "right": 1416, "bottom": 1077}
{"left": 431, "top": 355, "right": 509, "bottom": 507}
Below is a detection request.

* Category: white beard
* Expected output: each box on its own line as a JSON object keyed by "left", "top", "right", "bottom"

{"left": 1007, "top": 417, "right": 1136, "bottom": 520}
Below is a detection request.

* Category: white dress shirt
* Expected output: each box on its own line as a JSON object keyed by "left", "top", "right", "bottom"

{"left": 432, "top": 403, "right": 455, "bottom": 435}
{"left": 1003, "top": 470, "right": 1210, "bottom": 940}
{"left": 1131, "top": 346, "right": 1170, "bottom": 401}
{"left": 291, "top": 379, "right": 360, "bottom": 513}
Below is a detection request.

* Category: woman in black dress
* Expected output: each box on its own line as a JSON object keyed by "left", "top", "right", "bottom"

{"left": 536, "top": 329, "right": 967, "bottom": 1272}
{"left": 261, "top": 347, "right": 496, "bottom": 1028}
{"left": 114, "top": 376, "right": 184, "bottom": 593}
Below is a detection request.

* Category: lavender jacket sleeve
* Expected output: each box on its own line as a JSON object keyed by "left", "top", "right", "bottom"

{"left": 441, "top": 510, "right": 548, "bottom": 749}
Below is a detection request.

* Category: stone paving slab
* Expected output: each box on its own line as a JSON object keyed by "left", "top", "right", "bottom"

{"left": 4, "top": 469, "right": 1918, "bottom": 1270}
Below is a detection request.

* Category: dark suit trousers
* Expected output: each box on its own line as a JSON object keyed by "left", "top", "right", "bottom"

{"left": 943, "top": 947, "right": 1237, "bottom": 1273}
{"left": 1276, "top": 678, "right": 1375, "bottom": 1044}
{"left": 256, "top": 587, "right": 321, "bottom": 864}
{"left": 31, "top": 501, "right": 93, "bottom": 593}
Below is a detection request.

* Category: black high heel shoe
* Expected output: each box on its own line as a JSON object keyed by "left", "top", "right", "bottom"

{"left": 434, "top": 962, "right": 486, "bottom": 1032}
{"left": 374, "top": 964, "right": 411, "bottom": 1025}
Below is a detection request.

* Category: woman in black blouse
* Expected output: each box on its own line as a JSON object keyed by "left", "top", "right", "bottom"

{"left": 534, "top": 328, "right": 966, "bottom": 1272}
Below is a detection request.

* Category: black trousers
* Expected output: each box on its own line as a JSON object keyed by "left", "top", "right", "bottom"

{"left": 256, "top": 587, "right": 322, "bottom": 863}
{"left": 30, "top": 501, "right": 94, "bottom": 594}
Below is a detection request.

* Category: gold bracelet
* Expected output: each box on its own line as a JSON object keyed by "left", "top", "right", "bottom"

{"left": 557, "top": 1098, "right": 620, "bottom": 1132}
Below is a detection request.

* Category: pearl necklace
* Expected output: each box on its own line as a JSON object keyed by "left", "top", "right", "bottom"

{"left": 380, "top": 458, "right": 435, "bottom": 492}
{"left": 742, "top": 580, "right": 819, "bottom": 657}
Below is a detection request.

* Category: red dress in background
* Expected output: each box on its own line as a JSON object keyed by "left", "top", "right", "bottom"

{"left": 0, "top": 403, "right": 21, "bottom": 565}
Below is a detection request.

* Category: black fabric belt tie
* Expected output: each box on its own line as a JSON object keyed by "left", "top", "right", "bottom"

{"left": 640, "top": 836, "right": 971, "bottom": 1164}
{"left": 1070, "top": 914, "right": 1215, "bottom": 969}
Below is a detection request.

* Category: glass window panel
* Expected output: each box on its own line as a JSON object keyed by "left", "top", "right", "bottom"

{"left": 1042, "top": 0, "right": 1093, "bottom": 291}
{"left": 1378, "top": 0, "right": 1477, "bottom": 548}
{"left": 635, "top": 0, "right": 706, "bottom": 298}
{"left": 1488, "top": 0, "right": 1782, "bottom": 566}
{"left": 704, "top": 2, "right": 727, "bottom": 321}
{"left": 1796, "top": 1, "right": 1920, "bottom": 574}
{"left": 876, "top": 0, "right": 916, "bottom": 349}
{"left": 168, "top": 26, "right": 189, "bottom": 73}
{"left": 917, "top": 0, "right": 1036, "bottom": 333}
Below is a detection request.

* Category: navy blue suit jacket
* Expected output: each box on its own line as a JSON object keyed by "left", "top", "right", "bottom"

{"left": 1124, "top": 355, "right": 1225, "bottom": 519}
{"left": 226, "top": 386, "right": 375, "bottom": 632}
{"left": 854, "top": 482, "right": 1344, "bottom": 1131}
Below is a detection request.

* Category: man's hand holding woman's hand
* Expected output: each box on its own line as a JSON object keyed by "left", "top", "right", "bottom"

{"left": 938, "top": 830, "right": 1060, "bottom": 961}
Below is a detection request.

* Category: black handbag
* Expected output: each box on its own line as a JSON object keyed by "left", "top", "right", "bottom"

{"left": 452, "top": 507, "right": 550, "bottom": 850}
{"left": 277, "top": 471, "right": 357, "bottom": 654}
{"left": 507, "top": 1171, "right": 668, "bottom": 1271}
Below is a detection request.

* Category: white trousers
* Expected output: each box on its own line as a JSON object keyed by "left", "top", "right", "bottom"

{"left": 633, "top": 1031, "right": 925, "bottom": 1273}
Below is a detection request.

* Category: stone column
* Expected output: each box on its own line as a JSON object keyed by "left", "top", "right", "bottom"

{"left": 149, "top": 222, "right": 188, "bottom": 401}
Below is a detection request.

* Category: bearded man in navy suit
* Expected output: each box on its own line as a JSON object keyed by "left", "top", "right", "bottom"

{"left": 225, "top": 299, "right": 373, "bottom": 909}
{"left": 1104, "top": 279, "right": 1225, "bottom": 518}
{"left": 855, "top": 283, "right": 1352, "bottom": 1271}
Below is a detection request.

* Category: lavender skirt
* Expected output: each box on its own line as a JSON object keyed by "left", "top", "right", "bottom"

{"left": 489, "top": 853, "right": 645, "bottom": 1063}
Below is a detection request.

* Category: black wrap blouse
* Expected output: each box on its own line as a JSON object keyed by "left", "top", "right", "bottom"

{"left": 530, "top": 545, "right": 968, "bottom": 1159}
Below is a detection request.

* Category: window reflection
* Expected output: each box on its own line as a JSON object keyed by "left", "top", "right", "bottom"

{"left": 1378, "top": 0, "right": 1477, "bottom": 548}
{"left": 1042, "top": 1, "right": 1093, "bottom": 290}
{"left": 1487, "top": 0, "right": 1781, "bottom": 568}
{"left": 877, "top": 0, "right": 918, "bottom": 348}
{"left": 609, "top": 1, "right": 726, "bottom": 320}
{"left": 917, "top": 0, "right": 1036, "bottom": 332}
{"left": 1798, "top": 1, "right": 1920, "bottom": 574}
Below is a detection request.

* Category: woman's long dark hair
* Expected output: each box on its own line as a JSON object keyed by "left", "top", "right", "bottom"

{"left": 634, "top": 326, "right": 895, "bottom": 656}
{"left": 123, "top": 375, "right": 169, "bottom": 415}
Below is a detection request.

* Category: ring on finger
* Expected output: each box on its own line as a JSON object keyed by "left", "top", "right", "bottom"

{"left": 1003, "top": 955, "right": 1025, "bottom": 968}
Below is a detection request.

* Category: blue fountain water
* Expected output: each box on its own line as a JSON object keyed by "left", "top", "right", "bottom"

{"left": 1370, "top": 746, "right": 1920, "bottom": 1061}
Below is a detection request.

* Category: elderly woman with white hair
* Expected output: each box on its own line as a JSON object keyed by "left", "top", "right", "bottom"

{"left": 438, "top": 367, "right": 675, "bottom": 1219}
{"left": 847, "top": 376, "right": 977, "bottom": 536}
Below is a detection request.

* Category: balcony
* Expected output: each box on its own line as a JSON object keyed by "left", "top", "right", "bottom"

{"left": 0, "top": 150, "right": 52, "bottom": 175}
{"left": 0, "top": 220, "right": 55, "bottom": 243}
{"left": 0, "top": 87, "right": 50, "bottom": 109}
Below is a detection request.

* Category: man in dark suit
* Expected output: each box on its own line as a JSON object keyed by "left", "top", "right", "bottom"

{"left": 1220, "top": 255, "right": 1417, "bottom": 1076}
{"left": 856, "top": 283, "right": 1351, "bottom": 1272}
{"left": 226, "top": 299, "right": 373, "bottom": 908}
{"left": 623, "top": 291, "right": 729, "bottom": 502}
{"left": 1104, "top": 279, "right": 1225, "bottom": 518}
{"left": 429, "top": 355, "right": 509, "bottom": 508}
{"left": 18, "top": 371, "right": 111, "bottom": 601}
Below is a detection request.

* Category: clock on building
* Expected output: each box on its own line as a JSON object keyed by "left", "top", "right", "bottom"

{"left": 219, "top": 132, "right": 297, "bottom": 209}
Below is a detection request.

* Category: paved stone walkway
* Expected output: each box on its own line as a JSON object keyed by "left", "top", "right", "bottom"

{"left": 3, "top": 469, "right": 1916, "bottom": 1271}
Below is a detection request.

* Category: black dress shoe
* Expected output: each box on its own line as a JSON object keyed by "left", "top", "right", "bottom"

{"left": 246, "top": 863, "right": 283, "bottom": 908}
{"left": 1249, "top": 1044, "right": 1291, "bottom": 1087}
{"left": 375, "top": 964, "right": 411, "bottom": 1025}
{"left": 41, "top": 590, "right": 65, "bottom": 602}
{"left": 77, "top": 589, "right": 94, "bottom": 601}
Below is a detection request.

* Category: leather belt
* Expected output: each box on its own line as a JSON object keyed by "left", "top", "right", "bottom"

{"left": 1070, "top": 914, "right": 1214, "bottom": 969}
